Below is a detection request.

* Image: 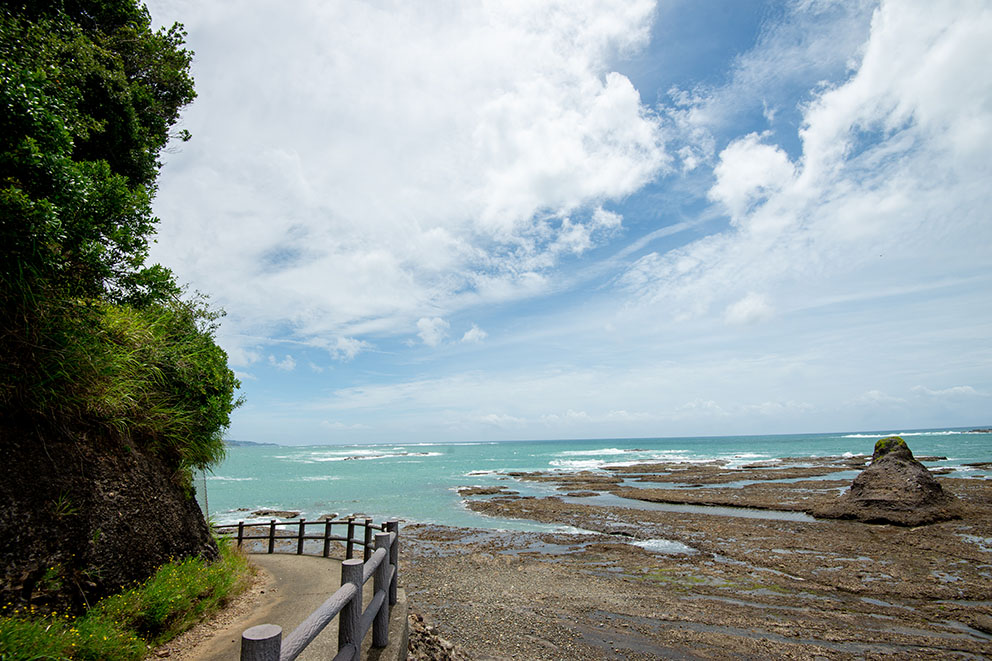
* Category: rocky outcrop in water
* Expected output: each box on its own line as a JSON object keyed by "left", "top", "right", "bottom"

{"left": 251, "top": 509, "right": 300, "bottom": 518}
{"left": 811, "top": 436, "right": 960, "bottom": 526}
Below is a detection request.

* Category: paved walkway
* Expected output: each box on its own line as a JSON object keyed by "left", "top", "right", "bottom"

{"left": 185, "top": 554, "right": 406, "bottom": 661}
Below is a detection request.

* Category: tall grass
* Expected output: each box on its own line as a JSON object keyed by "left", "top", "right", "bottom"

{"left": 3, "top": 294, "right": 240, "bottom": 482}
{"left": 0, "top": 538, "right": 253, "bottom": 661}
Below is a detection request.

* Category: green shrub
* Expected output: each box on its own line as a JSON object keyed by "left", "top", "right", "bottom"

{"left": 81, "top": 297, "right": 241, "bottom": 474}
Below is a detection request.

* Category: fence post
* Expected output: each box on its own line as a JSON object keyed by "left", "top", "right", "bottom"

{"left": 237, "top": 521, "right": 245, "bottom": 548}
{"left": 372, "top": 532, "right": 391, "bottom": 648}
{"left": 346, "top": 516, "right": 355, "bottom": 559}
{"left": 297, "top": 518, "right": 306, "bottom": 555}
{"left": 268, "top": 519, "right": 276, "bottom": 554}
{"left": 338, "top": 559, "right": 363, "bottom": 660}
{"left": 241, "top": 623, "right": 281, "bottom": 661}
{"left": 363, "top": 518, "right": 373, "bottom": 562}
{"left": 385, "top": 520, "right": 399, "bottom": 605}
{"left": 322, "top": 519, "right": 332, "bottom": 558}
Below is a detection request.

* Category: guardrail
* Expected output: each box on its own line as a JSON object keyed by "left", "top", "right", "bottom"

{"left": 213, "top": 516, "right": 385, "bottom": 561}
{"left": 213, "top": 518, "right": 400, "bottom": 661}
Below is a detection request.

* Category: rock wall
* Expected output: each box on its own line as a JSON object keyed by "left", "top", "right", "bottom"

{"left": 0, "top": 421, "right": 217, "bottom": 613}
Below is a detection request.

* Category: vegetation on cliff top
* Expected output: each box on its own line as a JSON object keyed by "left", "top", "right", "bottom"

{"left": 0, "top": 0, "right": 240, "bottom": 477}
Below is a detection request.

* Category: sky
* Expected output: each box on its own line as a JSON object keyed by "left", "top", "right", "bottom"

{"left": 142, "top": 0, "right": 992, "bottom": 445}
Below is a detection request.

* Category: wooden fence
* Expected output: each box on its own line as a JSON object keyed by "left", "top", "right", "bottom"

{"left": 213, "top": 516, "right": 388, "bottom": 561}
{"left": 212, "top": 517, "right": 400, "bottom": 661}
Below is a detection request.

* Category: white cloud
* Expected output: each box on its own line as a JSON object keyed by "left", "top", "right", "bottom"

{"left": 740, "top": 400, "right": 814, "bottom": 416}
{"left": 709, "top": 133, "right": 795, "bottom": 225}
{"left": 592, "top": 207, "right": 623, "bottom": 229}
{"left": 623, "top": 1, "right": 992, "bottom": 324}
{"left": 146, "top": 1, "right": 992, "bottom": 443}
{"left": 147, "top": 0, "right": 667, "bottom": 351}
{"left": 478, "top": 413, "right": 525, "bottom": 428}
{"left": 541, "top": 409, "right": 592, "bottom": 424}
{"left": 663, "top": 1, "right": 876, "bottom": 170}
{"left": 724, "top": 292, "right": 773, "bottom": 325}
{"left": 674, "top": 399, "right": 728, "bottom": 417}
{"left": 417, "top": 317, "right": 450, "bottom": 347}
{"left": 320, "top": 336, "right": 368, "bottom": 362}
{"left": 308, "top": 355, "right": 826, "bottom": 437}
{"left": 860, "top": 389, "right": 906, "bottom": 406}
{"left": 461, "top": 324, "right": 488, "bottom": 344}
{"left": 911, "top": 385, "right": 984, "bottom": 399}
{"left": 319, "top": 420, "right": 369, "bottom": 431}
{"left": 268, "top": 354, "right": 296, "bottom": 371}
{"left": 224, "top": 342, "right": 261, "bottom": 368}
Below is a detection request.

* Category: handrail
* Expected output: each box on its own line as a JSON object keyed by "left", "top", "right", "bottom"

{"left": 238, "top": 520, "right": 400, "bottom": 661}
{"left": 212, "top": 516, "right": 385, "bottom": 561}
{"left": 281, "top": 581, "right": 359, "bottom": 660}
{"left": 361, "top": 546, "right": 386, "bottom": 583}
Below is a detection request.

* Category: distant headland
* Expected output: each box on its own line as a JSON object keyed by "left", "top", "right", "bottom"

{"left": 224, "top": 439, "right": 279, "bottom": 447}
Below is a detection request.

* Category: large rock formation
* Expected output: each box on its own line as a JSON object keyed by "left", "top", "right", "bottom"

{"left": 0, "top": 421, "right": 217, "bottom": 613}
{"left": 811, "top": 436, "right": 959, "bottom": 525}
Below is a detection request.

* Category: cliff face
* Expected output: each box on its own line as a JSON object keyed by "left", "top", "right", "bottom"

{"left": 0, "top": 422, "right": 218, "bottom": 613}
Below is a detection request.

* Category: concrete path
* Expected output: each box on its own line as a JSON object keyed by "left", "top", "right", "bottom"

{"left": 185, "top": 554, "right": 406, "bottom": 661}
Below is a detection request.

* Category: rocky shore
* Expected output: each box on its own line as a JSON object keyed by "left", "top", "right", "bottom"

{"left": 401, "top": 445, "right": 992, "bottom": 659}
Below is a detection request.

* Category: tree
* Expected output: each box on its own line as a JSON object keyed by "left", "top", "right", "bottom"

{"left": 0, "top": 0, "right": 238, "bottom": 475}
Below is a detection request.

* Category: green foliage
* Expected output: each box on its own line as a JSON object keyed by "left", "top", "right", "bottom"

{"left": 51, "top": 492, "right": 79, "bottom": 518}
{"left": 0, "top": 3, "right": 193, "bottom": 305}
{"left": 0, "top": 1, "right": 239, "bottom": 473}
{"left": 0, "top": 540, "right": 253, "bottom": 660}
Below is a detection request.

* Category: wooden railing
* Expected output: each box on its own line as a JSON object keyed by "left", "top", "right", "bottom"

{"left": 213, "top": 516, "right": 386, "bottom": 561}
{"left": 213, "top": 518, "right": 400, "bottom": 661}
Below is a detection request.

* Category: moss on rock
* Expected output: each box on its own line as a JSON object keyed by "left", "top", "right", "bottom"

{"left": 872, "top": 436, "right": 913, "bottom": 462}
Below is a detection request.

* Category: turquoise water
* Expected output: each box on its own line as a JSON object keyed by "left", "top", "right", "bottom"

{"left": 198, "top": 428, "right": 991, "bottom": 530}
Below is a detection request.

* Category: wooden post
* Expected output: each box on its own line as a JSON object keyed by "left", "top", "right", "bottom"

{"left": 241, "top": 623, "right": 281, "bottom": 661}
{"left": 372, "top": 532, "right": 391, "bottom": 648}
{"left": 297, "top": 518, "right": 306, "bottom": 555}
{"left": 346, "top": 516, "right": 355, "bottom": 560}
{"left": 322, "top": 519, "right": 332, "bottom": 558}
{"left": 268, "top": 519, "right": 276, "bottom": 554}
{"left": 363, "top": 518, "right": 373, "bottom": 562}
{"left": 386, "top": 520, "right": 399, "bottom": 605}
{"left": 338, "top": 559, "right": 363, "bottom": 659}
{"left": 237, "top": 521, "right": 245, "bottom": 548}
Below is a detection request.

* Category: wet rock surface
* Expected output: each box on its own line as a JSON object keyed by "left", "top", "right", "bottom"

{"left": 457, "top": 486, "right": 518, "bottom": 497}
{"left": 408, "top": 612, "right": 471, "bottom": 660}
{"left": 403, "top": 450, "right": 992, "bottom": 659}
{"left": 251, "top": 509, "right": 301, "bottom": 518}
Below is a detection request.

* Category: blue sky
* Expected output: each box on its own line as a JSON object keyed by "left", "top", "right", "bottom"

{"left": 144, "top": 0, "right": 992, "bottom": 444}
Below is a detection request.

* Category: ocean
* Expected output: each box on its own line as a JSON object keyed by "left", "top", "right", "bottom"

{"left": 198, "top": 428, "right": 991, "bottom": 530}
